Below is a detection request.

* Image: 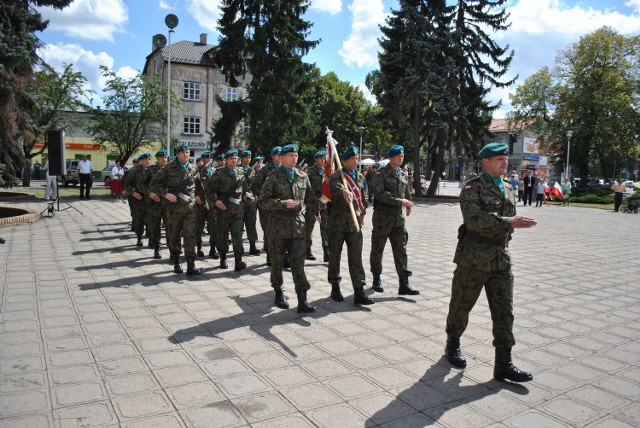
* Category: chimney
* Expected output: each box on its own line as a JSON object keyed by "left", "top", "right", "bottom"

{"left": 200, "top": 33, "right": 207, "bottom": 45}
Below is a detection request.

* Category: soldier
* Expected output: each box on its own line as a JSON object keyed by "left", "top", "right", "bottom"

{"left": 327, "top": 146, "right": 374, "bottom": 306}
{"left": 260, "top": 144, "right": 319, "bottom": 313}
{"left": 122, "top": 156, "right": 140, "bottom": 232}
{"left": 251, "top": 156, "right": 264, "bottom": 172}
{"left": 444, "top": 142, "right": 536, "bottom": 382}
{"left": 194, "top": 151, "right": 213, "bottom": 257}
{"left": 252, "top": 147, "right": 282, "bottom": 266}
{"left": 305, "top": 150, "right": 329, "bottom": 262}
{"left": 239, "top": 149, "right": 261, "bottom": 256}
{"left": 149, "top": 145, "right": 207, "bottom": 276}
{"left": 125, "top": 153, "right": 152, "bottom": 247}
{"left": 206, "top": 149, "right": 248, "bottom": 272}
{"left": 370, "top": 145, "right": 420, "bottom": 295}
{"left": 140, "top": 150, "right": 168, "bottom": 259}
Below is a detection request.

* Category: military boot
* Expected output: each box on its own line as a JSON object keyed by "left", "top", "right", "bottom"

{"left": 266, "top": 253, "right": 272, "bottom": 267}
{"left": 209, "top": 246, "right": 219, "bottom": 259}
{"left": 274, "top": 290, "right": 289, "bottom": 309}
{"left": 249, "top": 241, "right": 261, "bottom": 256}
{"left": 398, "top": 274, "right": 419, "bottom": 295}
{"left": 322, "top": 245, "right": 330, "bottom": 262}
{"left": 234, "top": 254, "right": 247, "bottom": 272}
{"left": 493, "top": 348, "right": 533, "bottom": 382}
{"left": 306, "top": 247, "right": 316, "bottom": 261}
{"left": 445, "top": 335, "right": 467, "bottom": 368}
{"left": 296, "top": 289, "right": 317, "bottom": 313}
{"left": 283, "top": 252, "right": 291, "bottom": 269}
{"left": 173, "top": 257, "right": 183, "bottom": 274}
{"left": 354, "top": 287, "right": 375, "bottom": 305}
{"left": 196, "top": 244, "right": 205, "bottom": 257}
{"left": 219, "top": 252, "right": 228, "bottom": 269}
{"left": 330, "top": 283, "right": 344, "bottom": 302}
{"left": 136, "top": 235, "right": 143, "bottom": 247}
{"left": 153, "top": 245, "right": 161, "bottom": 259}
{"left": 372, "top": 273, "right": 384, "bottom": 293}
{"left": 186, "top": 256, "right": 202, "bottom": 276}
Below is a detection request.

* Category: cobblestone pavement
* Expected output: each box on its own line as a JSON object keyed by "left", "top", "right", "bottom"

{"left": 1, "top": 195, "right": 639, "bottom": 427}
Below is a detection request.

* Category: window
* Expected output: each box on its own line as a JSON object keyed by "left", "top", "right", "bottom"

{"left": 226, "top": 87, "right": 238, "bottom": 102}
{"left": 183, "top": 117, "right": 201, "bottom": 134}
{"left": 183, "top": 82, "right": 201, "bottom": 100}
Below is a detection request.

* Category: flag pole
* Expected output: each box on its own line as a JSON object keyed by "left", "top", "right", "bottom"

{"left": 326, "top": 128, "right": 360, "bottom": 232}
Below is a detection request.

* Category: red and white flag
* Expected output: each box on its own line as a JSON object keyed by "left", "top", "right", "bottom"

{"left": 321, "top": 132, "right": 338, "bottom": 203}
{"left": 551, "top": 181, "right": 564, "bottom": 200}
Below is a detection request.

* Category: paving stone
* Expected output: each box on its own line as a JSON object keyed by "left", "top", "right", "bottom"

{"left": 250, "top": 413, "right": 315, "bottom": 428}
{"left": 54, "top": 401, "right": 117, "bottom": 427}
{"left": 541, "top": 397, "right": 601, "bottom": 426}
{"left": 307, "top": 403, "right": 367, "bottom": 428}
{"left": 165, "top": 381, "right": 225, "bottom": 408}
{"left": 51, "top": 381, "right": 106, "bottom": 408}
{"left": 202, "top": 357, "right": 252, "bottom": 378}
{"left": 105, "top": 372, "right": 159, "bottom": 396}
{"left": 153, "top": 365, "right": 208, "bottom": 387}
{"left": 506, "top": 410, "right": 567, "bottom": 428}
{"left": 567, "top": 385, "right": 629, "bottom": 411}
{"left": 352, "top": 392, "right": 416, "bottom": 425}
{"left": 232, "top": 391, "right": 294, "bottom": 423}
{"left": 113, "top": 391, "right": 174, "bottom": 420}
{"left": 283, "top": 383, "right": 342, "bottom": 410}
{"left": 325, "top": 374, "right": 382, "bottom": 399}
{"left": 0, "top": 355, "right": 45, "bottom": 375}
{"left": 0, "top": 390, "right": 48, "bottom": 416}
{"left": 50, "top": 364, "right": 100, "bottom": 385}
{"left": 216, "top": 373, "right": 271, "bottom": 398}
{"left": 0, "top": 413, "right": 52, "bottom": 428}
{"left": 181, "top": 401, "right": 246, "bottom": 428}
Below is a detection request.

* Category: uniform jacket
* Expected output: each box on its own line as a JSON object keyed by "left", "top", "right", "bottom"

{"left": 329, "top": 168, "right": 367, "bottom": 233}
{"left": 260, "top": 167, "right": 319, "bottom": 239}
{"left": 251, "top": 162, "right": 279, "bottom": 197}
{"left": 124, "top": 165, "right": 146, "bottom": 195}
{"left": 371, "top": 164, "right": 411, "bottom": 228}
{"left": 205, "top": 166, "right": 247, "bottom": 214}
{"left": 454, "top": 172, "right": 516, "bottom": 272}
{"left": 241, "top": 165, "right": 257, "bottom": 202}
{"left": 141, "top": 164, "right": 164, "bottom": 207}
{"left": 149, "top": 160, "right": 205, "bottom": 206}
{"left": 306, "top": 164, "right": 326, "bottom": 208}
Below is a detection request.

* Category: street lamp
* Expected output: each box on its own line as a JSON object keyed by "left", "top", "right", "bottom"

{"left": 566, "top": 130, "right": 573, "bottom": 181}
{"left": 165, "top": 14, "right": 179, "bottom": 156}
{"left": 358, "top": 126, "right": 365, "bottom": 171}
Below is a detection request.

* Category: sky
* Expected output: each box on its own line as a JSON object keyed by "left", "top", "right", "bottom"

{"left": 36, "top": 0, "right": 640, "bottom": 118}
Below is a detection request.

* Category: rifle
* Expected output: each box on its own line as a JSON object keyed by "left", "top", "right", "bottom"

{"left": 168, "top": 159, "right": 212, "bottom": 203}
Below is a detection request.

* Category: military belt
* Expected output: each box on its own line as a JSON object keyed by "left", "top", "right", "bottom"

{"left": 465, "top": 230, "right": 508, "bottom": 246}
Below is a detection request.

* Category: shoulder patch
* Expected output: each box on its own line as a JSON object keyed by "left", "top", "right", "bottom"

{"left": 375, "top": 171, "right": 381, "bottom": 175}
{"left": 463, "top": 185, "right": 472, "bottom": 191}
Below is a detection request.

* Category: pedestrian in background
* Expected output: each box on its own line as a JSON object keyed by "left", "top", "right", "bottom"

{"left": 78, "top": 154, "right": 93, "bottom": 200}
{"left": 561, "top": 177, "right": 572, "bottom": 206}
{"left": 611, "top": 179, "right": 626, "bottom": 212}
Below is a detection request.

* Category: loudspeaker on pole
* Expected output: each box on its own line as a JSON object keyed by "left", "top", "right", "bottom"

{"left": 47, "top": 131, "right": 65, "bottom": 176}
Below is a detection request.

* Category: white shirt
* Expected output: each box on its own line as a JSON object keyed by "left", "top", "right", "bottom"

{"left": 78, "top": 159, "right": 92, "bottom": 174}
{"left": 111, "top": 166, "right": 124, "bottom": 179}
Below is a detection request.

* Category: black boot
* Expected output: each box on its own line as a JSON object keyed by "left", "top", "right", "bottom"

{"left": 445, "top": 335, "right": 467, "bottom": 368}
{"left": 322, "top": 245, "right": 330, "bottom": 263}
{"left": 306, "top": 247, "right": 316, "bottom": 261}
{"left": 219, "top": 252, "right": 228, "bottom": 269}
{"left": 196, "top": 244, "right": 204, "bottom": 257}
{"left": 330, "top": 283, "right": 344, "bottom": 302}
{"left": 398, "top": 274, "right": 419, "bottom": 295}
{"left": 354, "top": 286, "right": 375, "bottom": 305}
{"left": 234, "top": 254, "right": 247, "bottom": 272}
{"left": 274, "top": 290, "right": 289, "bottom": 309}
{"left": 209, "top": 246, "right": 219, "bottom": 259}
{"left": 493, "top": 348, "right": 533, "bottom": 382}
{"left": 148, "top": 240, "right": 153, "bottom": 248}
{"left": 153, "top": 245, "right": 161, "bottom": 259}
{"left": 136, "top": 235, "right": 143, "bottom": 247}
{"left": 283, "top": 253, "right": 291, "bottom": 269}
{"left": 186, "top": 256, "right": 201, "bottom": 276}
{"left": 173, "top": 257, "right": 183, "bottom": 274}
{"left": 372, "top": 273, "right": 384, "bottom": 293}
{"left": 266, "top": 253, "right": 272, "bottom": 267}
{"left": 249, "top": 241, "right": 261, "bottom": 256}
{"left": 296, "top": 289, "right": 317, "bottom": 313}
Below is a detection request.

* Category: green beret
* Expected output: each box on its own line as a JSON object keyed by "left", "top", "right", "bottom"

{"left": 387, "top": 145, "right": 404, "bottom": 158}
{"left": 195, "top": 157, "right": 201, "bottom": 163}
{"left": 155, "top": 150, "right": 168, "bottom": 157}
{"left": 314, "top": 150, "right": 327, "bottom": 158}
{"left": 175, "top": 144, "right": 190, "bottom": 154}
{"left": 341, "top": 146, "right": 358, "bottom": 160}
{"left": 225, "top": 149, "right": 238, "bottom": 158}
{"left": 201, "top": 150, "right": 212, "bottom": 158}
{"left": 250, "top": 156, "right": 264, "bottom": 167}
{"left": 240, "top": 149, "right": 252, "bottom": 158}
{"left": 138, "top": 153, "right": 151, "bottom": 160}
{"left": 280, "top": 144, "right": 298, "bottom": 155}
{"left": 270, "top": 146, "right": 282, "bottom": 156}
{"left": 478, "top": 143, "right": 509, "bottom": 159}
{"left": 215, "top": 153, "right": 225, "bottom": 161}
{"left": 132, "top": 156, "right": 140, "bottom": 163}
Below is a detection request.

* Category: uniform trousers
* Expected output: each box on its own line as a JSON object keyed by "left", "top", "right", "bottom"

{"left": 215, "top": 205, "right": 244, "bottom": 255}
{"left": 328, "top": 229, "right": 366, "bottom": 289}
{"left": 269, "top": 236, "right": 310, "bottom": 291}
{"left": 165, "top": 202, "right": 197, "bottom": 258}
{"left": 370, "top": 223, "right": 410, "bottom": 277}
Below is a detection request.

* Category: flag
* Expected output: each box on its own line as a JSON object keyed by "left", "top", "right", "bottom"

{"left": 321, "top": 133, "right": 338, "bottom": 203}
{"left": 343, "top": 172, "right": 366, "bottom": 212}
{"left": 551, "top": 181, "right": 564, "bottom": 200}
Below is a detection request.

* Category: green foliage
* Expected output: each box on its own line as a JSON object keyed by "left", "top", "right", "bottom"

{"left": 571, "top": 186, "right": 612, "bottom": 197}
{"left": 571, "top": 193, "right": 613, "bottom": 204}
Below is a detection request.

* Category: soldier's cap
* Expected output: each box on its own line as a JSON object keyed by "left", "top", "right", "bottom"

{"left": 478, "top": 142, "right": 509, "bottom": 159}
{"left": 175, "top": 144, "right": 190, "bottom": 154}
{"left": 250, "top": 156, "right": 264, "bottom": 167}
{"left": 138, "top": 153, "right": 151, "bottom": 160}
{"left": 201, "top": 150, "right": 213, "bottom": 158}
{"left": 387, "top": 145, "right": 404, "bottom": 158}
{"left": 196, "top": 157, "right": 201, "bottom": 163}
{"left": 270, "top": 146, "right": 282, "bottom": 156}
{"left": 280, "top": 144, "right": 298, "bottom": 155}
{"left": 341, "top": 146, "right": 358, "bottom": 160}
{"left": 132, "top": 156, "right": 140, "bottom": 163}
{"left": 215, "top": 153, "right": 225, "bottom": 161}
{"left": 240, "top": 149, "right": 252, "bottom": 158}
{"left": 155, "top": 149, "right": 168, "bottom": 157}
{"left": 225, "top": 149, "right": 239, "bottom": 158}
{"left": 314, "top": 149, "right": 327, "bottom": 158}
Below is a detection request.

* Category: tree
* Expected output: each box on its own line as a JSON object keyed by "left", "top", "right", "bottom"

{"left": 86, "top": 67, "right": 171, "bottom": 165}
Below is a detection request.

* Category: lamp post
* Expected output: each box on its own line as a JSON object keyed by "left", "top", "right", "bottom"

{"left": 566, "top": 130, "right": 573, "bottom": 181}
{"left": 358, "top": 126, "right": 365, "bottom": 171}
{"left": 165, "top": 14, "right": 179, "bottom": 156}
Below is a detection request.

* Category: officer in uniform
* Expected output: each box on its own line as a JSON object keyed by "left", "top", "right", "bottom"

{"left": 122, "top": 156, "right": 140, "bottom": 232}
{"left": 260, "top": 144, "right": 319, "bottom": 313}
{"left": 140, "top": 150, "right": 169, "bottom": 259}
{"left": 444, "top": 142, "right": 536, "bottom": 382}
{"left": 304, "top": 150, "right": 329, "bottom": 262}
{"left": 250, "top": 156, "right": 264, "bottom": 172}
{"left": 206, "top": 149, "right": 248, "bottom": 272}
{"left": 327, "top": 146, "right": 374, "bottom": 306}
{"left": 125, "top": 153, "right": 152, "bottom": 247}
{"left": 149, "top": 145, "right": 207, "bottom": 276}
{"left": 239, "top": 149, "right": 261, "bottom": 256}
{"left": 370, "top": 145, "right": 419, "bottom": 295}
{"left": 252, "top": 147, "right": 283, "bottom": 266}
{"left": 194, "top": 151, "right": 213, "bottom": 257}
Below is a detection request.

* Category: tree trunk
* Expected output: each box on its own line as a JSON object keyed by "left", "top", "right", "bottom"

{"left": 426, "top": 129, "right": 447, "bottom": 197}
{"left": 412, "top": 101, "right": 423, "bottom": 196}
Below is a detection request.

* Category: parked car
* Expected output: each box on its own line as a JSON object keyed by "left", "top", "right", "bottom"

{"left": 58, "top": 160, "right": 80, "bottom": 186}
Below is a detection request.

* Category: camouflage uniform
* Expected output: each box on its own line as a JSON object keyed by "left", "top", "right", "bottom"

{"left": 206, "top": 167, "right": 247, "bottom": 256}
{"left": 149, "top": 160, "right": 205, "bottom": 259}
{"left": 446, "top": 172, "right": 517, "bottom": 348}
{"left": 194, "top": 165, "right": 212, "bottom": 254}
{"left": 252, "top": 162, "right": 280, "bottom": 249}
{"left": 370, "top": 163, "right": 412, "bottom": 277}
{"left": 260, "top": 167, "right": 319, "bottom": 290}
{"left": 327, "top": 168, "right": 368, "bottom": 289}
{"left": 140, "top": 163, "right": 165, "bottom": 250}
{"left": 121, "top": 167, "right": 136, "bottom": 231}
{"left": 304, "top": 164, "right": 328, "bottom": 253}
{"left": 124, "top": 165, "right": 148, "bottom": 242}
{"left": 241, "top": 165, "right": 259, "bottom": 244}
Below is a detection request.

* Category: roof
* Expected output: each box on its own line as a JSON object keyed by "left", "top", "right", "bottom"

{"left": 489, "top": 119, "right": 509, "bottom": 132}
{"left": 159, "top": 41, "right": 218, "bottom": 66}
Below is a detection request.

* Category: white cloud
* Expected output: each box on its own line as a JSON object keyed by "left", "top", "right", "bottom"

{"left": 339, "top": 0, "right": 388, "bottom": 68}
{"left": 185, "top": 0, "right": 222, "bottom": 34}
{"left": 311, "top": 0, "right": 342, "bottom": 15}
{"left": 626, "top": 0, "right": 640, "bottom": 11}
{"left": 159, "top": 0, "right": 172, "bottom": 10}
{"left": 115, "top": 66, "right": 139, "bottom": 80}
{"left": 37, "top": 0, "right": 128, "bottom": 42}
